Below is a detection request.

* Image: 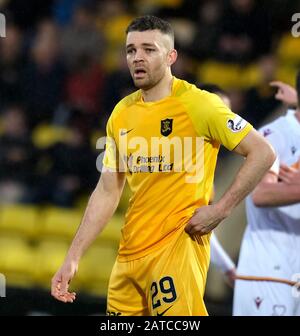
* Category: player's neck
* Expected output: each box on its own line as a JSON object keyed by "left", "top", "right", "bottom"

{"left": 142, "top": 72, "right": 173, "bottom": 103}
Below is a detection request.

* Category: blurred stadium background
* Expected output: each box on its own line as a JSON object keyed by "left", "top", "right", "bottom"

{"left": 0, "top": 0, "right": 299, "bottom": 315}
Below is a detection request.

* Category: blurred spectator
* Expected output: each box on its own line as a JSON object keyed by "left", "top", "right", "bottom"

{"left": 98, "top": 0, "right": 133, "bottom": 29}
{"left": 0, "top": 24, "right": 24, "bottom": 107}
{"left": 215, "top": 0, "right": 271, "bottom": 63}
{"left": 21, "top": 20, "right": 66, "bottom": 126}
{"left": 3, "top": 0, "right": 53, "bottom": 30}
{"left": 266, "top": 0, "right": 299, "bottom": 37}
{"left": 61, "top": 1, "right": 105, "bottom": 70}
{"left": 96, "top": 0, "right": 133, "bottom": 72}
{"left": 102, "top": 50, "right": 135, "bottom": 123}
{"left": 52, "top": 0, "right": 83, "bottom": 27}
{"left": 188, "top": 0, "right": 223, "bottom": 60}
{"left": 64, "top": 53, "right": 105, "bottom": 127}
{"left": 152, "top": 0, "right": 199, "bottom": 22}
{"left": 227, "top": 89, "right": 246, "bottom": 116}
{"left": 0, "top": 105, "right": 37, "bottom": 204}
{"left": 243, "top": 55, "right": 280, "bottom": 127}
{"left": 32, "top": 119, "right": 98, "bottom": 207}
{"left": 172, "top": 51, "right": 196, "bottom": 83}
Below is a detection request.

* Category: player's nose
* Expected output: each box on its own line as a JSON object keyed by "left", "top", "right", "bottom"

{"left": 133, "top": 49, "right": 144, "bottom": 62}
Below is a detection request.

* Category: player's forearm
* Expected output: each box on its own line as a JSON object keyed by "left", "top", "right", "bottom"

{"left": 252, "top": 182, "right": 300, "bottom": 207}
{"left": 65, "top": 187, "right": 120, "bottom": 263}
{"left": 215, "top": 145, "right": 275, "bottom": 216}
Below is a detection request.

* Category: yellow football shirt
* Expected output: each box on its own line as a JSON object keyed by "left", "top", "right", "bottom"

{"left": 103, "top": 77, "right": 252, "bottom": 261}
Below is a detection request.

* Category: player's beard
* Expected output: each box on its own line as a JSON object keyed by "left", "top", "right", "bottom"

{"left": 132, "top": 71, "right": 162, "bottom": 90}
{"left": 132, "top": 73, "right": 152, "bottom": 89}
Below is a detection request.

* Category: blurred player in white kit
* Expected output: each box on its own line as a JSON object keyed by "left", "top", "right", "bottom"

{"left": 233, "top": 73, "right": 300, "bottom": 316}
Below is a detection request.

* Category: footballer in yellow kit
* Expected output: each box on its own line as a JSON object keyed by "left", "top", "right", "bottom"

{"left": 103, "top": 77, "right": 253, "bottom": 316}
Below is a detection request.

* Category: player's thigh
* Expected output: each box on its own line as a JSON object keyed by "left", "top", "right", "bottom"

{"left": 107, "top": 260, "right": 149, "bottom": 316}
{"left": 146, "top": 232, "right": 209, "bottom": 316}
{"left": 233, "top": 280, "right": 294, "bottom": 316}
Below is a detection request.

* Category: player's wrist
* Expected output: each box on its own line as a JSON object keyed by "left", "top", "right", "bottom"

{"left": 214, "top": 201, "right": 232, "bottom": 219}
{"left": 65, "top": 250, "right": 81, "bottom": 264}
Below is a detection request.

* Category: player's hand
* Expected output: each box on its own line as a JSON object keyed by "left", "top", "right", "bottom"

{"left": 51, "top": 260, "right": 78, "bottom": 303}
{"left": 279, "top": 164, "right": 300, "bottom": 185}
{"left": 185, "top": 204, "right": 227, "bottom": 236}
{"left": 269, "top": 81, "right": 298, "bottom": 106}
{"left": 224, "top": 268, "right": 236, "bottom": 288}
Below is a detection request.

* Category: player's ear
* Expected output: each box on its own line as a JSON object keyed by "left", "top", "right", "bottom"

{"left": 167, "top": 49, "right": 177, "bottom": 66}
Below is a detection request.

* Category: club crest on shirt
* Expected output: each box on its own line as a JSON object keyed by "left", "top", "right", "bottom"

{"left": 227, "top": 116, "right": 247, "bottom": 133}
{"left": 291, "top": 146, "right": 297, "bottom": 155}
{"left": 254, "top": 296, "right": 263, "bottom": 309}
{"left": 161, "top": 118, "right": 173, "bottom": 136}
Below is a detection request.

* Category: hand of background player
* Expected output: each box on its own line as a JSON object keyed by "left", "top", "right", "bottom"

{"left": 185, "top": 204, "right": 226, "bottom": 236}
{"left": 51, "top": 260, "right": 78, "bottom": 303}
{"left": 224, "top": 268, "right": 236, "bottom": 288}
{"left": 270, "top": 81, "right": 298, "bottom": 106}
{"left": 279, "top": 164, "right": 300, "bottom": 185}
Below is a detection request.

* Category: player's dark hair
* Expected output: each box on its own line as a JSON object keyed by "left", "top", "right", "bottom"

{"left": 296, "top": 70, "right": 300, "bottom": 107}
{"left": 126, "top": 15, "right": 174, "bottom": 41}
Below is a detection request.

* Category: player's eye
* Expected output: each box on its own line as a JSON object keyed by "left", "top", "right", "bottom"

{"left": 145, "top": 48, "right": 155, "bottom": 53}
{"left": 127, "top": 49, "right": 135, "bottom": 54}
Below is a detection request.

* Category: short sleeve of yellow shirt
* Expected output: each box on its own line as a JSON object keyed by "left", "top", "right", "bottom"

{"left": 183, "top": 89, "right": 253, "bottom": 150}
{"left": 102, "top": 114, "right": 119, "bottom": 170}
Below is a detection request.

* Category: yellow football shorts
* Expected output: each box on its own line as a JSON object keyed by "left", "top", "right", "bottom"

{"left": 106, "top": 229, "right": 210, "bottom": 316}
